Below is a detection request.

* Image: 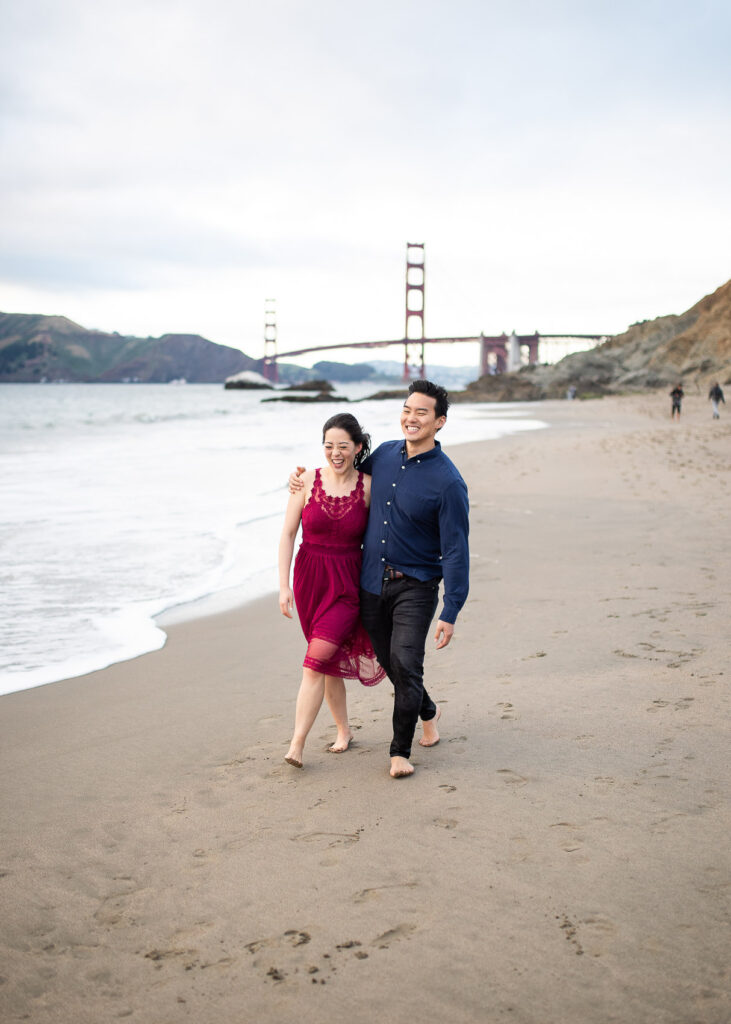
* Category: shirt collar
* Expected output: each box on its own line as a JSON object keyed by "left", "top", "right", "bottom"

{"left": 399, "top": 438, "right": 442, "bottom": 462}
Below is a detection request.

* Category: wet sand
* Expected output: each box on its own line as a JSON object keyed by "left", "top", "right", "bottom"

{"left": 1, "top": 393, "right": 729, "bottom": 1023}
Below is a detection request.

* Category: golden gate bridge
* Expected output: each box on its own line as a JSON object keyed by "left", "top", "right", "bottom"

{"left": 262, "top": 245, "right": 608, "bottom": 382}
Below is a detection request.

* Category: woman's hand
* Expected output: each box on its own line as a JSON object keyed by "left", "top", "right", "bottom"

{"left": 288, "top": 467, "right": 306, "bottom": 494}
{"left": 279, "top": 586, "right": 294, "bottom": 618}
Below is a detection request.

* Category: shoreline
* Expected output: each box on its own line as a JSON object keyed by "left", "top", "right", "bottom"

{"left": 1, "top": 393, "right": 729, "bottom": 1023}
{"left": 1, "top": 400, "right": 549, "bottom": 699}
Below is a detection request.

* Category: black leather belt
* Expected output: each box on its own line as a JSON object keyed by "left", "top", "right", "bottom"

{"left": 383, "top": 566, "right": 405, "bottom": 581}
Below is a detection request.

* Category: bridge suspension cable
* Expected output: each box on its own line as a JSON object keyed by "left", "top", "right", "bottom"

{"left": 260, "top": 245, "right": 608, "bottom": 376}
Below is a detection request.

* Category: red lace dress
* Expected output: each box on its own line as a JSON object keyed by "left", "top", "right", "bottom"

{"left": 293, "top": 469, "right": 385, "bottom": 686}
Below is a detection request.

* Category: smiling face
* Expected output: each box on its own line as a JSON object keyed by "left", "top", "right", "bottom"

{"left": 400, "top": 393, "right": 446, "bottom": 453}
{"left": 323, "top": 427, "right": 361, "bottom": 475}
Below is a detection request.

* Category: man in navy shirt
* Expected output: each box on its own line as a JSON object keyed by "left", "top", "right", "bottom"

{"left": 359, "top": 380, "right": 469, "bottom": 777}
{"left": 291, "top": 379, "right": 469, "bottom": 778}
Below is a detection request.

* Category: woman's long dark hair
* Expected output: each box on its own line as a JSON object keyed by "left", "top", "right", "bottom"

{"left": 322, "top": 413, "right": 371, "bottom": 469}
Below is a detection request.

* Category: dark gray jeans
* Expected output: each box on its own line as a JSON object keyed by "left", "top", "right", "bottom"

{"left": 360, "top": 576, "right": 440, "bottom": 759}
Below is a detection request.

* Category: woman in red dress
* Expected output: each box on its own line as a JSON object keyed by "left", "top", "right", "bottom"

{"left": 278, "top": 413, "right": 384, "bottom": 768}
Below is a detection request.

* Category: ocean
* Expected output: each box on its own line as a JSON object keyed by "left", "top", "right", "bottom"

{"left": 0, "top": 382, "right": 547, "bottom": 696}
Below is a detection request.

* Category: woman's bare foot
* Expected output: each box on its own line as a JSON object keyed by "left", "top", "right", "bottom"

{"left": 285, "top": 744, "right": 304, "bottom": 768}
{"left": 327, "top": 729, "right": 354, "bottom": 753}
{"left": 419, "top": 705, "right": 442, "bottom": 747}
{"left": 390, "top": 756, "right": 414, "bottom": 778}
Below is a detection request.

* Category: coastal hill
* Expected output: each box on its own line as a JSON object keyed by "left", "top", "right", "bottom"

{"left": 458, "top": 277, "right": 731, "bottom": 401}
{"left": 0, "top": 312, "right": 260, "bottom": 383}
{"left": 0, "top": 311, "right": 478, "bottom": 387}
{"left": 6, "top": 277, "right": 729, "bottom": 392}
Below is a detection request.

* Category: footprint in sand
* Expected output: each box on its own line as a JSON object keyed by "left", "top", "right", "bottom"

{"left": 244, "top": 938, "right": 272, "bottom": 954}
{"left": 257, "top": 715, "right": 282, "bottom": 726}
{"left": 371, "top": 923, "right": 416, "bottom": 949}
{"left": 496, "top": 769, "right": 528, "bottom": 787}
{"left": 95, "top": 878, "right": 162, "bottom": 930}
{"left": 291, "top": 831, "right": 360, "bottom": 848}
{"left": 576, "top": 914, "right": 617, "bottom": 958}
{"left": 219, "top": 755, "right": 256, "bottom": 770}
{"left": 144, "top": 947, "right": 199, "bottom": 970}
{"left": 352, "top": 882, "right": 419, "bottom": 903}
{"left": 649, "top": 812, "right": 690, "bottom": 835}
{"left": 508, "top": 835, "right": 535, "bottom": 862}
{"left": 438, "top": 784, "right": 457, "bottom": 793}
{"left": 245, "top": 930, "right": 380, "bottom": 987}
{"left": 557, "top": 915, "right": 584, "bottom": 956}
{"left": 648, "top": 697, "right": 694, "bottom": 713}
{"left": 550, "top": 822, "right": 585, "bottom": 853}
{"left": 163, "top": 798, "right": 188, "bottom": 818}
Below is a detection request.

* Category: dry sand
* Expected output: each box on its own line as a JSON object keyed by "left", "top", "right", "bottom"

{"left": 1, "top": 394, "right": 729, "bottom": 1024}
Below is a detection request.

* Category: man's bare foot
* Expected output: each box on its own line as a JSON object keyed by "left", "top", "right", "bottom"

{"left": 419, "top": 705, "right": 442, "bottom": 747}
{"left": 327, "top": 729, "right": 354, "bottom": 754}
{"left": 390, "top": 756, "right": 414, "bottom": 778}
{"left": 285, "top": 744, "right": 304, "bottom": 769}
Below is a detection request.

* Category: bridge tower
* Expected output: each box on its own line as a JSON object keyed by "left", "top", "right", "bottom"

{"left": 262, "top": 298, "right": 278, "bottom": 382}
{"left": 404, "top": 242, "right": 426, "bottom": 381}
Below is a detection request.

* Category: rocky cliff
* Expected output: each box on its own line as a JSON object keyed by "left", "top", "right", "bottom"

{"left": 0, "top": 313, "right": 260, "bottom": 383}
{"left": 457, "top": 277, "right": 731, "bottom": 402}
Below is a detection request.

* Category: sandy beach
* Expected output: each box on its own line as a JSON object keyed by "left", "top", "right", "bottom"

{"left": 1, "top": 393, "right": 729, "bottom": 1024}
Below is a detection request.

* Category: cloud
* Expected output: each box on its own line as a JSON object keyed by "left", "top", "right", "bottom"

{"left": 1, "top": 0, "right": 730, "bottom": 358}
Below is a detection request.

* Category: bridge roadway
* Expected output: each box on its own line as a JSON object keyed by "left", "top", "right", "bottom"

{"left": 270, "top": 332, "right": 607, "bottom": 377}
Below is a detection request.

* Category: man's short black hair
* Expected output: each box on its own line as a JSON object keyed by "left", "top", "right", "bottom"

{"left": 407, "top": 379, "right": 449, "bottom": 420}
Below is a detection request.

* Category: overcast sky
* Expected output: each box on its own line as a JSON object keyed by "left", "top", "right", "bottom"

{"left": 1, "top": 0, "right": 730, "bottom": 368}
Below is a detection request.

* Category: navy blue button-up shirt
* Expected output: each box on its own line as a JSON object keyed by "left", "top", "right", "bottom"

{"left": 360, "top": 440, "right": 469, "bottom": 624}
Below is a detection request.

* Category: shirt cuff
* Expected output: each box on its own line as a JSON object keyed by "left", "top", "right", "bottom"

{"left": 439, "top": 604, "right": 457, "bottom": 625}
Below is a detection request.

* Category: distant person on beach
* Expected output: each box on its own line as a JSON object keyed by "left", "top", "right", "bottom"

{"left": 279, "top": 413, "right": 385, "bottom": 769}
{"left": 566, "top": 385, "right": 576, "bottom": 400}
{"left": 290, "top": 380, "right": 470, "bottom": 779}
{"left": 708, "top": 382, "right": 725, "bottom": 419}
{"left": 670, "top": 383, "right": 684, "bottom": 419}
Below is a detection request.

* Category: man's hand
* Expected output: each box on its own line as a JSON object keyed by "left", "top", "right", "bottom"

{"left": 288, "top": 466, "right": 306, "bottom": 494}
{"left": 434, "top": 620, "right": 454, "bottom": 649}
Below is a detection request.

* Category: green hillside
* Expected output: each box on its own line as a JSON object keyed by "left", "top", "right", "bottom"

{"left": 0, "top": 313, "right": 261, "bottom": 383}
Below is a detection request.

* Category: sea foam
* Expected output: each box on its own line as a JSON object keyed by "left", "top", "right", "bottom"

{"left": 0, "top": 383, "right": 546, "bottom": 695}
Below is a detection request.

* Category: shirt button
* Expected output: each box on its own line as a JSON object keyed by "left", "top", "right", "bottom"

{"left": 401, "top": 466, "right": 405, "bottom": 470}
{"left": 381, "top": 557, "right": 385, "bottom": 561}
{"left": 384, "top": 521, "right": 388, "bottom": 525}
{"left": 386, "top": 501, "right": 390, "bottom": 505}
{"left": 382, "top": 539, "right": 386, "bottom": 544}
{"left": 392, "top": 483, "right": 396, "bottom": 487}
